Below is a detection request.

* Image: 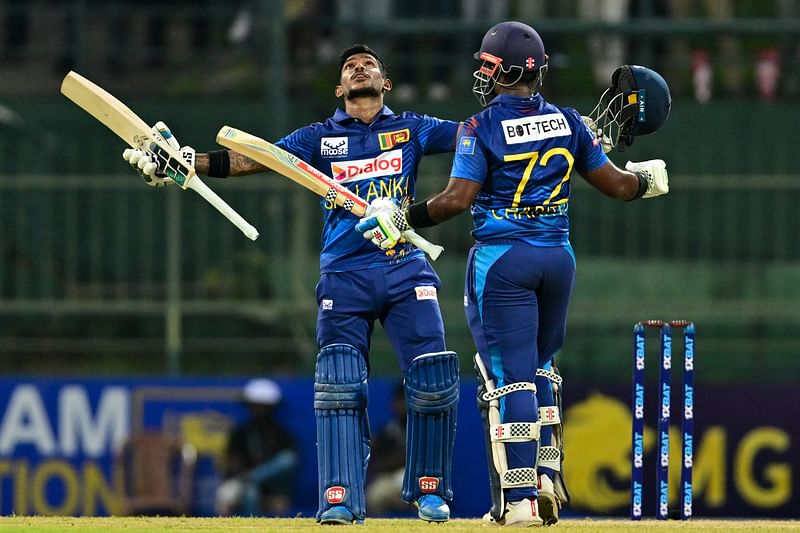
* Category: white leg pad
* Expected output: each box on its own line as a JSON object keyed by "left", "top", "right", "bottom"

{"left": 501, "top": 467, "right": 538, "bottom": 488}
{"left": 475, "top": 355, "right": 540, "bottom": 491}
{"left": 491, "top": 421, "right": 540, "bottom": 443}
{"left": 537, "top": 446, "right": 561, "bottom": 471}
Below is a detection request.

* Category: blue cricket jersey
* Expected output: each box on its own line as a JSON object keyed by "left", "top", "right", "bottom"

{"left": 276, "top": 106, "right": 458, "bottom": 273}
{"left": 450, "top": 93, "right": 609, "bottom": 246}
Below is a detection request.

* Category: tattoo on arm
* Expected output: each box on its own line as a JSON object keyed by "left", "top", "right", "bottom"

{"left": 229, "top": 151, "right": 267, "bottom": 176}
{"left": 194, "top": 151, "right": 267, "bottom": 176}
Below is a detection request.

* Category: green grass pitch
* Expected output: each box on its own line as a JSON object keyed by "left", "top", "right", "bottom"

{"left": 0, "top": 517, "right": 799, "bottom": 532}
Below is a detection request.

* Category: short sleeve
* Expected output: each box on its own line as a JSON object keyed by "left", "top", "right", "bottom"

{"left": 450, "top": 119, "right": 489, "bottom": 184}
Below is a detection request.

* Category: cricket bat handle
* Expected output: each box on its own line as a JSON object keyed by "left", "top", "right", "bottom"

{"left": 187, "top": 177, "right": 259, "bottom": 241}
{"left": 402, "top": 230, "right": 444, "bottom": 261}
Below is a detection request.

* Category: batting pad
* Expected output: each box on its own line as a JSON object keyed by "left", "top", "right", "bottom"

{"left": 402, "top": 351, "right": 460, "bottom": 503}
{"left": 314, "top": 344, "right": 370, "bottom": 522}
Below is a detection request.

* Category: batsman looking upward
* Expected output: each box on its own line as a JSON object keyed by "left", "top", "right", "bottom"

{"left": 122, "top": 44, "right": 460, "bottom": 524}
{"left": 357, "top": 21, "right": 672, "bottom": 527}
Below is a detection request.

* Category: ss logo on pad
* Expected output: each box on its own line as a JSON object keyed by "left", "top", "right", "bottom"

{"left": 418, "top": 477, "right": 440, "bottom": 493}
{"left": 325, "top": 486, "right": 347, "bottom": 503}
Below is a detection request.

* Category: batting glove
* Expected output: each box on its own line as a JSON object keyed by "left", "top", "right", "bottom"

{"left": 122, "top": 121, "right": 195, "bottom": 187}
{"left": 355, "top": 198, "right": 412, "bottom": 250}
{"left": 626, "top": 159, "right": 669, "bottom": 199}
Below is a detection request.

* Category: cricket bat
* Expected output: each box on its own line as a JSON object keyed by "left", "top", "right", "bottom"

{"left": 60, "top": 71, "right": 259, "bottom": 241}
{"left": 216, "top": 125, "right": 444, "bottom": 261}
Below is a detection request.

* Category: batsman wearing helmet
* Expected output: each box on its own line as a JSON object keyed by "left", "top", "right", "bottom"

{"left": 123, "top": 44, "right": 460, "bottom": 524}
{"left": 357, "top": 21, "right": 672, "bottom": 527}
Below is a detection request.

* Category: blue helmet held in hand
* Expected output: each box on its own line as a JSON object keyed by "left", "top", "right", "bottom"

{"left": 586, "top": 65, "right": 672, "bottom": 152}
{"left": 473, "top": 21, "right": 549, "bottom": 106}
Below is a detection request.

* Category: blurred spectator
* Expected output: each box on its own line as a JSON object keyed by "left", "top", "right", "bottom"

{"left": 513, "top": 0, "right": 628, "bottom": 93}
{"left": 392, "top": 0, "right": 459, "bottom": 102}
{"left": 755, "top": 48, "right": 780, "bottom": 102}
{"left": 230, "top": 0, "right": 328, "bottom": 98}
{"left": 215, "top": 379, "right": 299, "bottom": 516}
{"left": 365, "top": 383, "right": 408, "bottom": 516}
{"left": 663, "top": 0, "right": 743, "bottom": 101}
{"left": 511, "top": 0, "right": 575, "bottom": 94}
{"left": 459, "top": 0, "right": 510, "bottom": 90}
{"left": 56, "top": 0, "right": 214, "bottom": 73}
{"left": 692, "top": 49, "right": 713, "bottom": 103}
{"left": 577, "top": 0, "right": 631, "bottom": 91}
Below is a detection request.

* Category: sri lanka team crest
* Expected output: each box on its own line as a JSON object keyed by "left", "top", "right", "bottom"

{"left": 378, "top": 128, "right": 410, "bottom": 150}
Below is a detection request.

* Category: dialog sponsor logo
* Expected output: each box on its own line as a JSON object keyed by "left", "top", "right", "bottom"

{"left": 415, "top": 286, "right": 438, "bottom": 301}
{"left": 331, "top": 149, "right": 403, "bottom": 183}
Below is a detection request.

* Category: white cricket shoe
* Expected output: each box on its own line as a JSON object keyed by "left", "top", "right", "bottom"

{"left": 481, "top": 498, "right": 544, "bottom": 527}
{"left": 537, "top": 474, "right": 559, "bottom": 526}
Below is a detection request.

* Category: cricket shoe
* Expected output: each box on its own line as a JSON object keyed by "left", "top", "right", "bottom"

{"left": 482, "top": 498, "right": 544, "bottom": 527}
{"left": 537, "top": 474, "right": 559, "bottom": 526}
{"left": 415, "top": 494, "right": 450, "bottom": 522}
{"left": 319, "top": 505, "right": 358, "bottom": 525}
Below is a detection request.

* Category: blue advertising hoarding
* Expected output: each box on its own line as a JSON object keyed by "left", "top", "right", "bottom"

{"left": 0, "top": 377, "right": 796, "bottom": 518}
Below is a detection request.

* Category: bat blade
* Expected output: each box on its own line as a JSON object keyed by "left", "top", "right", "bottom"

{"left": 60, "top": 71, "right": 259, "bottom": 240}
{"left": 216, "top": 125, "right": 444, "bottom": 260}
{"left": 61, "top": 71, "right": 155, "bottom": 153}
{"left": 216, "top": 125, "right": 368, "bottom": 216}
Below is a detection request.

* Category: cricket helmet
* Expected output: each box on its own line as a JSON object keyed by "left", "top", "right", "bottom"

{"left": 585, "top": 65, "right": 672, "bottom": 152}
{"left": 473, "top": 21, "right": 549, "bottom": 106}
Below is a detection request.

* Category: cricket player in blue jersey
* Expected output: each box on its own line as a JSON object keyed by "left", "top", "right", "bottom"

{"left": 123, "top": 44, "right": 460, "bottom": 524}
{"left": 357, "top": 22, "right": 672, "bottom": 527}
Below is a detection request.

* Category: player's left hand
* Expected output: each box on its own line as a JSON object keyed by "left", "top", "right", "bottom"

{"left": 626, "top": 159, "right": 669, "bottom": 198}
{"left": 355, "top": 198, "right": 412, "bottom": 250}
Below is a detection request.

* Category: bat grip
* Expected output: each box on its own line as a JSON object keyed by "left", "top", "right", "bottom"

{"left": 187, "top": 177, "right": 260, "bottom": 241}
{"left": 402, "top": 230, "right": 444, "bottom": 261}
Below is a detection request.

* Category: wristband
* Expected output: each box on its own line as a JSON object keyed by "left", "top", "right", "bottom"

{"left": 406, "top": 200, "right": 437, "bottom": 228}
{"left": 208, "top": 150, "right": 230, "bottom": 178}
{"left": 627, "top": 172, "right": 648, "bottom": 201}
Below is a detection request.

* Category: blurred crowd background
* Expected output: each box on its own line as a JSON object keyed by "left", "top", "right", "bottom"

{"left": 1, "top": 0, "right": 798, "bottom": 381}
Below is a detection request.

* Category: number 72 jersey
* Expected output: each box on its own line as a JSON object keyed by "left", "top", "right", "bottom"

{"left": 450, "top": 93, "right": 609, "bottom": 247}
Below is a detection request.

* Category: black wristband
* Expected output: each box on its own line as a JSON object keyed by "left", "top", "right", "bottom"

{"left": 207, "top": 150, "right": 230, "bottom": 178}
{"left": 627, "top": 172, "right": 648, "bottom": 201}
{"left": 406, "top": 201, "right": 437, "bottom": 228}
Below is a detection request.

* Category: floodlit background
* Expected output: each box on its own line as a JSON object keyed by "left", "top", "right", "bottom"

{"left": 0, "top": 0, "right": 797, "bottom": 520}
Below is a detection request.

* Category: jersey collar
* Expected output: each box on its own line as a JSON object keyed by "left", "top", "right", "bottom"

{"left": 487, "top": 93, "right": 544, "bottom": 108}
{"left": 333, "top": 105, "right": 395, "bottom": 124}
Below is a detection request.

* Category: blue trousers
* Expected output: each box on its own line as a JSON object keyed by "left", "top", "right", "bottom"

{"left": 316, "top": 256, "right": 446, "bottom": 372}
{"left": 465, "top": 242, "right": 575, "bottom": 501}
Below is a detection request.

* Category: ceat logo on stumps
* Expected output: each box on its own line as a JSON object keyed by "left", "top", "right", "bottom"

{"left": 325, "top": 486, "right": 347, "bottom": 504}
{"left": 418, "top": 477, "right": 440, "bottom": 493}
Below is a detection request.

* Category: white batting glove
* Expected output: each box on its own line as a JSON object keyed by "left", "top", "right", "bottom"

{"left": 365, "top": 197, "right": 400, "bottom": 217}
{"left": 626, "top": 159, "right": 669, "bottom": 198}
{"left": 355, "top": 198, "right": 411, "bottom": 250}
{"left": 121, "top": 121, "right": 195, "bottom": 187}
